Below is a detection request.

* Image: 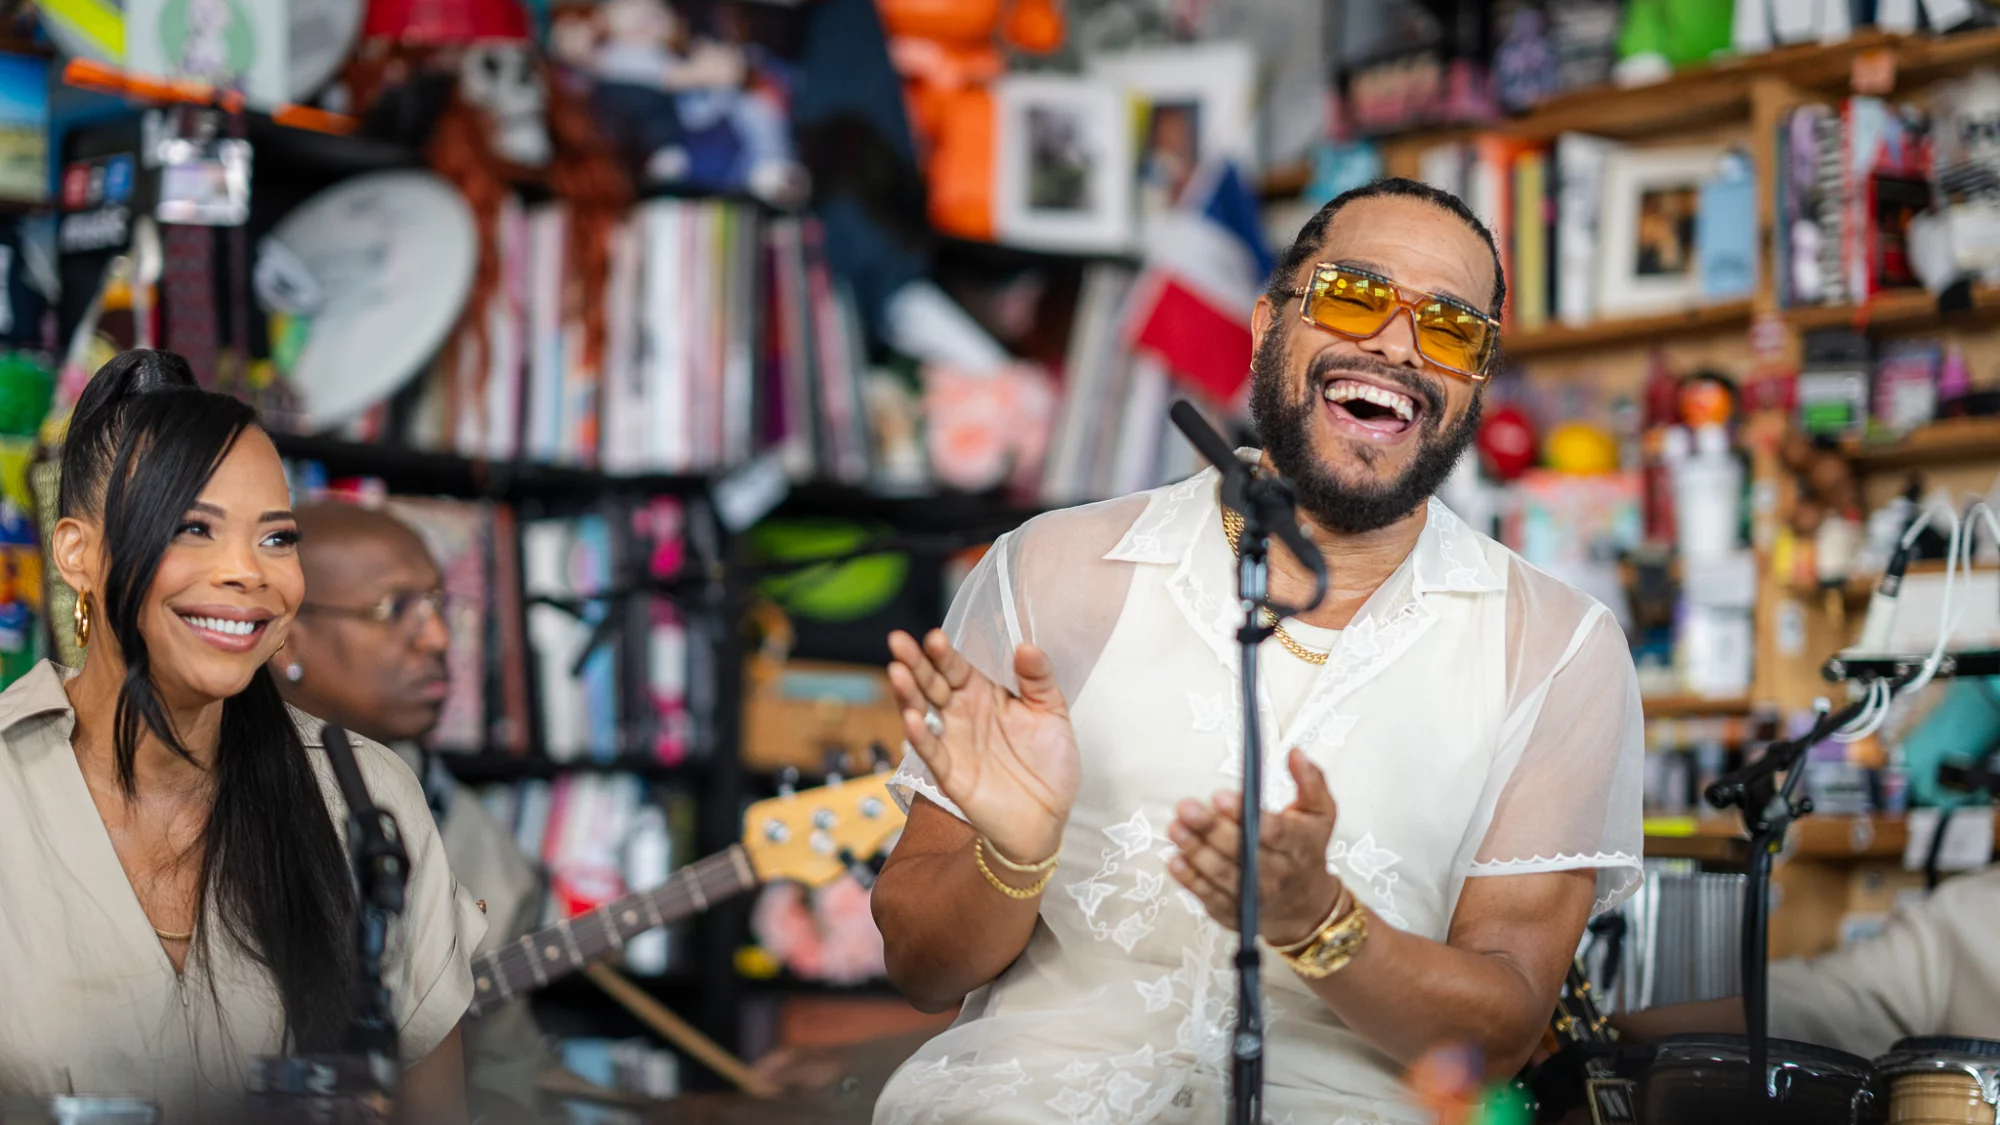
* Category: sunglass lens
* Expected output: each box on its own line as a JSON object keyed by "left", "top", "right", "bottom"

{"left": 1307, "top": 269, "right": 1397, "bottom": 337}
{"left": 1414, "top": 302, "right": 1494, "bottom": 376}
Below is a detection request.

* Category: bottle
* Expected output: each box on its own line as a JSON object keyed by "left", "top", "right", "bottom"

{"left": 1672, "top": 425, "right": 1744, "bottom": 560}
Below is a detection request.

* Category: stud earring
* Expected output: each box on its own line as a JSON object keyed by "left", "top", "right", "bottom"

{"left": 73, "top": 593, "right": 90, "bottom": 649}
{"left": 283, "top": 661, "right": 303, "bottom": 683}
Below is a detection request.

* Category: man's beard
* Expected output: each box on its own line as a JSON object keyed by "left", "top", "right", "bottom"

{"left": 1248, "top": 327, "right": 1483, "bottom": 535}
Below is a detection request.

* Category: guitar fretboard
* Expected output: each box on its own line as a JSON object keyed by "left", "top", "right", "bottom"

{"left": 467, "top": 845, "right": 757, "bottom": 1015}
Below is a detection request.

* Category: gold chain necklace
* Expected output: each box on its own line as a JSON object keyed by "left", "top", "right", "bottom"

{"left": 1221, "top": 508, "right": 1329, "bottom": 666}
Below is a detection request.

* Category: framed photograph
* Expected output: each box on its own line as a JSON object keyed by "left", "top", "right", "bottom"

{"left": 1595, "top": 145, "right": 1726, "bottom": 318}
{"left": 0, "top": 53, "right": 47, "bottom": 205}
{"left": 1087, "top": 43, "right": 1255, "bottom": 236}
{"left": 993, "top": 76, "right": 1133, "bottom": 255}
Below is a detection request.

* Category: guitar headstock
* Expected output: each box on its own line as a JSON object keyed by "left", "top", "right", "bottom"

{"left": 1551, "top": 960, "right": 1613, "bottom": 1048}
{"left": 739, "top": 770, "right": 905, "bottom": 887}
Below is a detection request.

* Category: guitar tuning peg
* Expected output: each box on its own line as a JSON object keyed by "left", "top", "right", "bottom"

{"left": 839, "top": 848, "right": 877, "bottom": 891}
{"left": 777, "top": 766, "right": 800, "bottom": 797}
{"left": 867, "top": 740, "right": 892, "bottom": 772}
{"left": 822, "top": 745, "right": 847, "bottom": 785}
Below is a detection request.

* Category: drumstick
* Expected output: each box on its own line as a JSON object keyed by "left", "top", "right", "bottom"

{"left": 581, "top": 961, "right": 780, "bottom": 1098}
{"left": 60, "top": 59, "right": 359, "bottom": 135}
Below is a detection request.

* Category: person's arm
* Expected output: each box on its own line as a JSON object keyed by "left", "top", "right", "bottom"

{"left": 870, "top": 628, "right": 1081, "bottom": 1013}
{"left": 1172, "top": 750, "right": 1595, "bottom": 1078}
{"left": 873, "top": 797, "right": 1047, "bottom": 1012}
{"left": 1610, "top": 1000, "right": 1743, "bottom": 1042}
{"left": 400, "top": 1026, "right": 469, "bottom": 1125}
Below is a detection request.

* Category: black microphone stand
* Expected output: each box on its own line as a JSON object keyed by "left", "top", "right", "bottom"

{"left": 250, "top": 724, "right": 410, "bottom": 1125}
{"left": 1701, "top": 673, "right": 1910, "bottom": 1105}
{"left": 1169, "top": 402, "right": 1329, "bottom": 1125}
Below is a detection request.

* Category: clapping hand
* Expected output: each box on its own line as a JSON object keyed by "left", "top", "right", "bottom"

{"left": 1167, "top": 748, "right": 1345, "bottom": 947}
{"left": 887, "top": 629, "right": 1081, "bottom": 866}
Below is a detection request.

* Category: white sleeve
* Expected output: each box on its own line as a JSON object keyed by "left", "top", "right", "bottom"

{"left": 886, "top": 535, "right": 1021, "bottom": 821}
{"left": 1456, "top": 569, "right": 1646, "bottom": 915}
{"left": 1768, "top": 886, "right": 1956, "bottom": 1057}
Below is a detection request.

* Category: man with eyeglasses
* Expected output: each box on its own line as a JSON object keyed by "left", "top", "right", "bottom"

{"left": 870, "top": 178, "right": 1644, "bottom": 1123}
{"left": 275, "top": 502, "right": 548, "bottom": 1120}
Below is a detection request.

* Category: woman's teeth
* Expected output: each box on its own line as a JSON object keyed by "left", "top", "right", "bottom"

{"left": 1324, "top": 380, "right": 1416, "bottom": 422}
{"left": 183, "top": 615, "right": 259, "bottom": 637}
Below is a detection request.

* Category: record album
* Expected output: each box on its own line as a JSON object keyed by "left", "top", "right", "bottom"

{"left": 263, "top": 169, "right": 475, "bottom": 429}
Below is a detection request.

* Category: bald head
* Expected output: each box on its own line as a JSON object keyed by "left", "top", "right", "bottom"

{"left": 294, "top": 503, "right": 434, "bottom": 605}
{"left": 279, "top": 502, "right": 452, "bottom": 744}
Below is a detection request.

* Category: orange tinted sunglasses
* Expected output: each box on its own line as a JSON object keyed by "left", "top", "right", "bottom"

{"left": 1288, "top": 263, "right": 1500, "bottom": 381}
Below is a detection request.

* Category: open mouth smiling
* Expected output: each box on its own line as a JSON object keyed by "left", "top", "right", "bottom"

{"left": 1321, "top": 375, "right": 1428, "bottom": 444}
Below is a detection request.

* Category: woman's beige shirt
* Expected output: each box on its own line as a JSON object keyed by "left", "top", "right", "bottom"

{"left": 0, "top": 661, "right": 486, "bottom": 1122}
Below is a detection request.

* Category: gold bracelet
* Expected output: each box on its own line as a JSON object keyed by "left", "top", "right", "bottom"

{"left": 974, "top": 836, "right": 1056, "bottom": 899}
{"left": 977, "top": 834, "right": 1059, "bottom": 873}
{"left": 1273, "top": 882, "right": 1352, "bottom": 956}
{"left": 1283, "top": 907, "right": 1368, "bottom": 979}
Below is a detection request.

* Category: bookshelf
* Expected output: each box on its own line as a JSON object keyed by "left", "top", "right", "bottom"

{"left": 1841, "top": 416, "right": 2000, "bottom": 473}
{"left": 1337, "top": 26, "right": 2000, "bottom": 965}
{"left": 1508, "top": 302, "right": 1756, "bottom": 359}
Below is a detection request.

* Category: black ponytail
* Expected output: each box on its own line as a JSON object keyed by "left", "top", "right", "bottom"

{"left": 60, "top": 348, "right": 356, "bottom": 1053}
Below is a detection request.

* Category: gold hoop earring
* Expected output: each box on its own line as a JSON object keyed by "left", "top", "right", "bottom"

{"left": 73, "top": 593, "right": 91, "bottom": 649}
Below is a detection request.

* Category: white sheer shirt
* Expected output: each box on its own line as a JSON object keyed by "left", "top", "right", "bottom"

{"left": 877, "top": 459, "right": 1645, "bottom": 1125}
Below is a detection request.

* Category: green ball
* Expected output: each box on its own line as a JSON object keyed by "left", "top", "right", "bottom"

{"left": 751, "top": 520, "right": 908, "bottom": 623}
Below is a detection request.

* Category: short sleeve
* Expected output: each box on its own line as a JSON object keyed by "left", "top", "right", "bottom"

{"left": 1455, "top": 562, "right": 1645, "bottom": 915}
{"left": 1768, "top": 887, "right": 1954, "bottom": 1057}
{"left": 887, "top": 496, "right": 1145, "bottom": 820}
{"left": 308, "top": 726, "right": 489, "bottom": 1066}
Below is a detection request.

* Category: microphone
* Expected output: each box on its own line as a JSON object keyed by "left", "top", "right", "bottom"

{"left": 323, "top": 723, "right": 408, "bottom": 917}
{"left": 1168, "top": 400, "right": 1327, "bottom": 590}
{"left": 1851, "top": 539, "right": 1912, "bottom": 655}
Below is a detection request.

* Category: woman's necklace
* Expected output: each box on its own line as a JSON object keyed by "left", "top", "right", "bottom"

{"left": 154, "top": 927, "right": 193, "bottom": 942}
{"left": 1220, "top": 508, "right": 1330, "bottom": 666}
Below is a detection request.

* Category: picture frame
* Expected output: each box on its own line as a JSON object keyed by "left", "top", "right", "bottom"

{"left": 1086, "top": 42, "right": 1257, "bottom": 239}
{"left": 1594, "top": 145, "right": 1726, "bottom": 319}
{"left": 993, "top": 75, "right": 1133, "bottom": 256}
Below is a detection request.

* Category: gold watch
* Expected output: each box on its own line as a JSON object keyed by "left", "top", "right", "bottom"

{"left": 1275, "top": 885, "right": 1368, "bottom": 979}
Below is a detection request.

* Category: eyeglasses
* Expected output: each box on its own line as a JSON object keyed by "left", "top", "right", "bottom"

{"left": 301, "top": 589, "right": 451, "bottom": 631}
{"left": 1288, "top": 263, "right": 1500, "bottom": 381}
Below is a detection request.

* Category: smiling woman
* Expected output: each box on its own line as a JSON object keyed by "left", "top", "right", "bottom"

{"left": 0, "top": 350, "right": 483, "bottom": 1123}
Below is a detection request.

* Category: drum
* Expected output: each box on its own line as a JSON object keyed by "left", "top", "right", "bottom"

{"left": 0, "top": 1099, "right": 158, "bottom": 1125}
{"left": 1638, "top": 1033, "right": 1883, "bottom": 1125}
{"left": 1873, "top": 1037, "right": 2000, "bottom": 1125}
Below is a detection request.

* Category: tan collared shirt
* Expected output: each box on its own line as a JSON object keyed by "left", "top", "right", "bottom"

{"left": 0, "top": 661, "right": 486, "bottom": 1122}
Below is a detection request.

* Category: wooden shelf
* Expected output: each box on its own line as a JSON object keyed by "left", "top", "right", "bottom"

{"left": 1645, "top": 814, "right": 2000, "bottom": 865}
{"left": 1508, "top": 302, "right": 1754, "bottom": 358}
{"left": 1500, "top": 28, "right": 2000, "bottom": 142}
{"left": 1788, "top": 286, "right": 2000, "bottom": 333}
{"left": 1842, "top": 416, "right": 2000, "bottom": 473}
{"left": 1642, "top": 695, "right": 1755, "bottom": 718}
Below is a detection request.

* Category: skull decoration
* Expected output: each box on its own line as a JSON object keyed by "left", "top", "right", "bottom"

{"left": 458, "top": 43, "right": 553, "bottom": 168}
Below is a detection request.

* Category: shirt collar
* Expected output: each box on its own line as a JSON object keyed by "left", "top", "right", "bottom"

{"left": 0, "top": 660, "right": 78, "bottom": 737}
{"left": 1104, "top": 451, "right": 1506, "bottom": 596}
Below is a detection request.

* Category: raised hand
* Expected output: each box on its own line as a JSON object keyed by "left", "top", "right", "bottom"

{"left": 887, "top": 628, "right": 1081, "bottom": 865}
{"left": 1167, "top": 748, "right": 1344, "bottom": 947}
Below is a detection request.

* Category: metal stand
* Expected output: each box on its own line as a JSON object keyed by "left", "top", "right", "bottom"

{"left": 1167, "top": 402, "right": 1328, "bottom": 1125}
{"left": 250, "top": 725, "right": 410, "bottom": 1125}
{"left": 1703, "top": 669, "right": 1914, "bottom": 1103}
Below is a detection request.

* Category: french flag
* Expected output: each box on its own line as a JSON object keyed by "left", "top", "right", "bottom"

{"left": 1123, "top": 161, "right": 1274, "bottom": 404}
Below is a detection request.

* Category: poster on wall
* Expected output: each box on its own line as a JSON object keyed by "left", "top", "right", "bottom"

{"left": 125, "top": 0, "right": 289, "bottom": 107}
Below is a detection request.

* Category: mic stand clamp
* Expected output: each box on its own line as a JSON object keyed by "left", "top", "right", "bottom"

{"left": 250, "top": 726, "right": 410, "bottom": 1125}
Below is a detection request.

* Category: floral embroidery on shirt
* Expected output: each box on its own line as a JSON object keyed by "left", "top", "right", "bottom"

{"left": 1328, "top": 832, "right": 1409, "bottom": 928}
{"left": 894, "top": 1055, "right": 1033, "bottom": 1120}
{"left": 1066, "top": 810, "right": 1174, "bottom": 953}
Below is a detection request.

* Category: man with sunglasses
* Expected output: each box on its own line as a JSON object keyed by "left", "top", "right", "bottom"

{"left": 871, "top": 178, "right": 1643, "bottom": 1124}
{"left": 275, "top": 502, "right": 549, "bottom": 1121}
